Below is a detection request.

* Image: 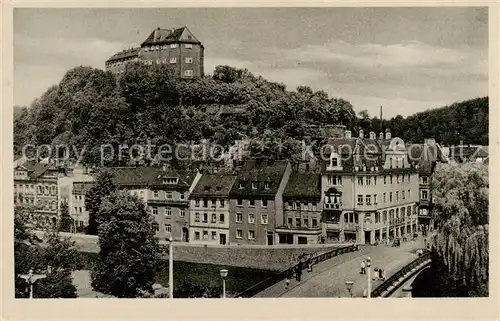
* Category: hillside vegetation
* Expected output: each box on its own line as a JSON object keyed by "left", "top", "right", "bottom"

{"left": 14, "top": 63, "right": 488, "bottom": 167}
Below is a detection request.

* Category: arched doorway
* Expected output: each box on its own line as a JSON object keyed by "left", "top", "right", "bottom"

{"left": 182, "top": 227, "right": 189, "bottom": 242}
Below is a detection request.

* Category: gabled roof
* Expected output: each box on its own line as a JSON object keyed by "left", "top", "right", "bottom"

{"left": 103, "top": 167, "right": 197, "bottom": 190}
{"left": 106, "top": 47, "right": 140, "bottom": 63}
{"left": 229, "top": 159, "right": 289, "bottom": 197}
{"left": 17, "top": 161, "right": 57, "bottom": 179}
{"left": 191, "top": 174, "right": 237, "bottom": 197}
{"left": 141, "top": 26, "right": 201, "bottom": 46}
{"left": 283, "top": 173, "right": 321, "bottom": 199}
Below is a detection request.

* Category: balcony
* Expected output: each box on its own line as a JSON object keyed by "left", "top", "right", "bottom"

{"left": 148, "top": 199, "right": 189, "bottom": 207}
{"left": 324, "top": 202, "right": 342, "bottom": 210}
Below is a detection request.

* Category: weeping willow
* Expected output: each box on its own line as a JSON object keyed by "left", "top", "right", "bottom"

{"left": 430, "top": 162, "right": 489, "bottom": 296}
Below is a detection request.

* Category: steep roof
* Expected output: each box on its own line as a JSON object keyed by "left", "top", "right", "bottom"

{"left": 141, "top": 26, "right": 201, "bottom": 46}
{"left": 283, "top": 173, "right": 321, "bottom": 199}
{"left": 191, "top": 174, "right": 237, "bottom": 197}
{"left": 103, "top": 167, "right": 197, "bottom": 190}
{"left": 106, "top": 47, "right": 140, "bottom": 63}
{"left": 229, "top": 159, "right": 289, "bottom": 197}
{"left": 18, "top": 161, "right": 57, "bottom": 179}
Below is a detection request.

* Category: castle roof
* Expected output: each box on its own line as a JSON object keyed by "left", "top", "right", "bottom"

{"left": 106, "top": 47, "right": 140, "bottom": 63}
{"left": 141, "top": 26, "right": 201, "bottom": 46}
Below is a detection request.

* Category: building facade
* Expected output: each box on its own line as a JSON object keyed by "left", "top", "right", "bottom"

{"left": 188, "top": 174, "right": 237, "bottom": 245}
{"left": 277, "top": 173, "right": 323, "bottom": 244}
{"left": 106, "top": 167, "right": 201, "bottom": 241}
{"left": 321, "top": 129, "right": 420, "bottom": 244}
{"left": 228, "top": 159, "right": 292, "bottom": 246}
{"left": 71, "top": 181, "right": 95, "bottom": 229}
{"left": 105, "top": 26, "right": 204, "bottom": 79}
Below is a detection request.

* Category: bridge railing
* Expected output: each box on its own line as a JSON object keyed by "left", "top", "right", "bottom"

{"left": 371, "top": 251, "right": 431, "bottom": 298}
{"left": 234, "top": 244, "right": 358, "bottom": 298}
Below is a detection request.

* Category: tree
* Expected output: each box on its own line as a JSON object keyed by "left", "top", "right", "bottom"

{"left": 14, "top": 206, "right": 78, "bottom": 298}
{"left": 85, "top": 170, "right": 117, "bottom": 235}
{"left": 173, "top": 281, "right": 221, "bottom": 298}
{"left": 429, "top": 162, "right": 489, "bottom": 296}
{"left": 91, "top": 190, "right": 159, "bottom": 298}
{"left": 58, "top": 200, "right": 72, "bottom": 232}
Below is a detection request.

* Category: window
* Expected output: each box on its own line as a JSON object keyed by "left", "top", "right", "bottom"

{"left": 288, "top": 217, "right": 293, "bottom": 226}
{"left": 331, "top": 157, "right": 338, "bottom": 167}
{"left": 421, "top": 190, "right": 428, "bottom": 200}
{"left": 374, "top": 194, "right": 378, "bottom": 205}
{"left": 292, "top": 202, "right": 297, "bottom": 210}
{"left": 220, "top": 213, "right": 225, "bottom": 223}
{"left": 51, "top": 185, "right": 57, "bottom": 195}
{"left": 185, "top": 57, "right": 193, "bottom": 63}
{"left": 237, "top": 198, "right": 242, "bottom": 206}
{"left": 170, "top": 43, "right": 178, "bottom": 48}
{"left": 251, "top": 182, "right": 257, "bottom": 189}
{"left": 166, "top": 192, "right": 173, "bottom": 199}
{"left": 195, "top": 199, "right": 200, "bottom": 207}
{"left": 79, "top": 207, "right": 82, "bottom": 213}
{"left": 422, "top": 177, "right": 428, "bottom": 184}
{"left": 152, "top": 223, "right": 159, "bottom": 232}
{"left": 210, "top": 199, "right": 216, "bottom": 208}
{"left": 249, "top": 199, "right": 255, "bottom": 207}
{"left": 211, "top": 213, "right": 217, "bottom": 223}
{"left": 389, "top": 192, "right": 393, "bottom": 202}
{"left": 312, "top": 218, "right": 318, "bottom": 227}
{"left": 264, "top": 182, "right": 270, "bottom": 190}
{"left": 366, "top": 195, "right": 371, "bottom": 205}
{"left": 396, "top": 191, "right": 399, "bottom": 201}
{"left": 248, "top": 230, "right": 255, "bottom": 239}
{"left": 162, "top": 44, "right": 168, "bottom": 49}
{"left": 153, "top": 191, "right": 159, "bottom": 199}
{"left": 195, "top": 232, "right": 200, "bottom": 240}
{"left": 303, "top": 219, "right": 308, "bottom": 227}
{"left": 180, "top": 193, "right": 185, "bottom": 200}
{"left": 408, "top": 189, "right": 411, "bottom": 198}
{"left": 357, "top": 177, "right": 363, "bottom": 185}
{"left": 312, "top": 202, "right": 317, "bottom": 211}
{"left": 261, "top": 214, "right": 268, "bottom": 224}
{"left": 165, "top": 224, "right": 171, "bottom": 233}
{"left": 203, "top": 213, "right": 208, "bottom": 223}
{"left": 236, "top": 229, "right": 243, "bottom": 239}
{"left": 366, "top": 177, "right": 371, "bottom": 185}
{"left": 236, "top": 213, "right": 242, "bottom": 223}
{"left": 212, "top": 231, "right": 217, "bottom": 240}
{"left": 390, "top": 176, "right": 393, "bottom": 184}
{"left": 184, "top": 70, "right": 193, "bottom": 77}
{"left": 185, "top": 43, "right": 193, "bottom": 49}
{"left": 180, "top": 209, "right": 185, "bottom": 217}
{"left": 220, "top": 199, "right": 225, "bottom": 207}
{"left": 328, "top": 176, "right": 342, "bottom": 185}
{"left": 357, "top": 195, "right": 363, "bottom": 205}
{"left": 262, "top": 199, "right": 268, "bottom": 208}
{"left": 402, "top": 190, "right": 405, "bottom": 199}
{"left": 152, "top": 207, "right": 158, "bottom": 215}
{"left": 383, "top": 211, "right": 387, "bottom": 222}
{"left": 169, "top": 57, "right": 177, "bottom": 63}
{"left": 248, "top": 214, "right": 255, "bottom": 224}
{"left": 203, "top": 231, "right": 208, "bottom": 240}
{"left": 203, "top": 199, "right": 208, "bottom": 207}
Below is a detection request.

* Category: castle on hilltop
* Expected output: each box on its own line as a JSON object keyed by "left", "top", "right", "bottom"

{"left": 105, "top": 26, "right": 204, "bottom": 79}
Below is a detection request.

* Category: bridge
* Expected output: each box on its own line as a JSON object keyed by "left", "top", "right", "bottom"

{"left": 248, "top": 236, "right": 429, "bottom": 298}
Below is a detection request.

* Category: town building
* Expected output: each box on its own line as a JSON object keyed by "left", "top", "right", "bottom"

{"left": 71, "top": 181, "right": 95, "bottom": 230}
{"left": 106, "top": 167, "right": 201, "bottom": 241}
{"left": 320, "top": 128, "right": 420, "bottom": 244}
{"left": 228, "top": 159, "right": 292, "bottom": 245}
{"left": 14, "top": 161, "right": 65, "bottom": 228}
{"left": 409, "top": 139, "right": 448, "bottom": 230}
{"left": 276, "top": 173, "right": 323, "bottom": 244}
{"left": 105, "top": 26, "right": 204, "bottom": 79}
{"left": 188, "top": 174, "right": 237, "bottom": 245}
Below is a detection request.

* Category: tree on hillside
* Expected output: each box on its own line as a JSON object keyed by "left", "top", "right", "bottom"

{"left": 430, "top": 162, "right": 489, "bottom": 296}
{"left": 91, "top": 190, "right": 159, "bottom": 298}
{"left": 14, "top": 206, "right": 78, "bottom": 298}
{"left": 58, "top": 200, "right": 72, "bottom": 233}
{"left": 85, "top": 171, "right": 117, "bottom": 235}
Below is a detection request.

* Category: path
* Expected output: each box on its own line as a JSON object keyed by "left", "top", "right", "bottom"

{"left": 254, "top": 237, "right": 425, "bottom": 298}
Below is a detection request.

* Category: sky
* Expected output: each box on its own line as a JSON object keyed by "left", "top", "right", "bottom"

{"left": 14, "top": 7, "right": 488, "bottom": 118}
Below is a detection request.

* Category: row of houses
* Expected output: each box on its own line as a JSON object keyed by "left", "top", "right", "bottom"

{"left": 14, "top": 126, "right": 451, "bottom": 245}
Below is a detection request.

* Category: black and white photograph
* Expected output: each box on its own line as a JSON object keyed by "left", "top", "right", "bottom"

{"left": 2, "top": 3, "right": 498, "bottom": 320}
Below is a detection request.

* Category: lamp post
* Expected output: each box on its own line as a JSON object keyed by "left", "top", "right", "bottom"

{"left": 345, "top": 280, "right": 354, "bottom": 297}
{"left": 220, "top": 269, "right": 228, "bottom": 298}
{"left": 366, "top": 256, "right": 371, "bottom": 298}
{"left": 18, "top": 269, "right": 47, "bottom": 299}
{"left": 168, "top": 237, "right": 174, "bottom": 299}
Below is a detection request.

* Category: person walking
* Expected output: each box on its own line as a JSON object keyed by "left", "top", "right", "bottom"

{"left": 360, "top": 260, "right": 366, "bottom": 274}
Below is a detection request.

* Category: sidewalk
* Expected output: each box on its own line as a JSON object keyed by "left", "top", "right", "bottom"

{"left": 255, "top": 237, "right": 425, "bottom": 298}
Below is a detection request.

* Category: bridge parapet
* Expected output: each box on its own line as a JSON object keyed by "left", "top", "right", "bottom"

{"left": 371, "top": 251, "right": 431, "bottom": 298}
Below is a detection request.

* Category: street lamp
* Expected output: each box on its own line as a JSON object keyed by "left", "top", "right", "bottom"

{"left": 168, "top": 237, "right": 174, "bottom": 299}
{"left": 345, "top": 280, "right": 354, "bottom": 297}
{"left": 18, "top": 269, "right": 47, "bottom": 299}
{"left": 366, "top": 256, "right": 372, "bottom": 298}
{"left": 220, "top": 269, "right": 228, "bottom": 298}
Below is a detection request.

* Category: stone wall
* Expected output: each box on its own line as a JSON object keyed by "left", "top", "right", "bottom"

{"left": 36, "top": 231, "right": 348, "bottom": 271}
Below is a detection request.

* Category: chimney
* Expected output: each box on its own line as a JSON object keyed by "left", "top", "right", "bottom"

{"left": 385, "top": 129, "right": 391, "bottom": 140}
{"left": 369, "top": 131, "right": 376, "bottom": 140}
{"left": 345, "top": 130, "right": 352, "bottom": 139}
{"left": 379, "top": 132, "right": 384, "bottom": 140}
{"left": 359, "top": 130, "right": 364, "bottom": 139}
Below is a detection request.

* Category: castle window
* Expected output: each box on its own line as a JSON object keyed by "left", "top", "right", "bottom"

{"left": 184, "top": 70, "right": 193, "bottom": 77}
{"left": 170, "top": 44, "right": 178, "bottom": 48}
{"left": 185, "top": 57, "right": 193, "bottom": 64}
{"left": 185, "top": 43, "right": 193, "bottom": 49}
{"left": 170, "top": 57, "right": 177, "bottom": 64}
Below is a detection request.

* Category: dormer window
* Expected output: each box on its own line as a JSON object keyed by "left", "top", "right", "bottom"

{"left": 251, "top": 182, "right": 258, "bottom": 190}
{"left": 264, "top": 182, "right": 270, "bottom": 190}
{"left": 239, "top": 183, "right": 244, "bottom": 189}
{"left": 204, "top": 186, "right": 210, "bottom": 192}
{"left": 163, "top": 177, "right": 178, "bottom": 184}
{"left": 327, "top": 152, "right": 342, "bottom": 171}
